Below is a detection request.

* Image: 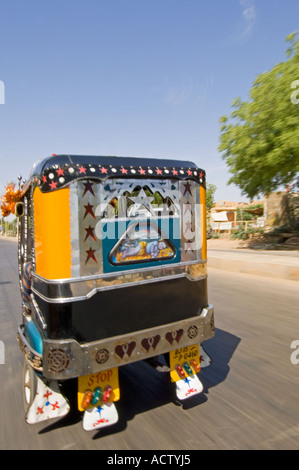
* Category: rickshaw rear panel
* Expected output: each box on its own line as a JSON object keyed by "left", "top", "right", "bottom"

{"left": 16, "top": 154, "right": 215, "bottom": 430}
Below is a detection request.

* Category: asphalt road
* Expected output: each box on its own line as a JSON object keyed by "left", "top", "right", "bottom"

{"left": 0, "top": 238, "right": 299, "bottom": 450}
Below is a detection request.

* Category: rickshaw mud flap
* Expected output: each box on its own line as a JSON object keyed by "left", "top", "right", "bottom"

{"left": 42, "top": 305, "right": 214, "bottom": 380}
{"left": 82, "top": 403, "right": 119, "bottom": 431}
{"left": 175, "top": 375, "right": 204, "bottom": 400}
{"left": 25, "top": 376, "right": 70, "bottom": 424}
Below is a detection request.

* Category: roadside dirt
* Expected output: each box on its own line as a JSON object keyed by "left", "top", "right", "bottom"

{"left": 207, "top": 238, "right": 244, "bottom": 249}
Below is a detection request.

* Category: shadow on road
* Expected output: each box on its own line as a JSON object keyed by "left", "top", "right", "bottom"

{"left": 37, "top": 328, "right": 240, "bottom": 438}
{"left": 200, "top": 328, "right": 241, "bottom": 393}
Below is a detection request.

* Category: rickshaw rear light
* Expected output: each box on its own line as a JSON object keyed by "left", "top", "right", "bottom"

{"left": 191, "top": 359, "right": 201, "bottom": 373}
{"left": 175, "top": 364, "right": 185, "bottom": 379}
{"left": 91, "top": 387, "right": 102, "bottom": 405}
{"left": 102, "top": 385, "right": 112, "bottom": 403}
{"left": 183, "top": 362, "right": 193, "bottom": 375}
{"left": 81, "top": 390, "right": 93, "bottom": 410}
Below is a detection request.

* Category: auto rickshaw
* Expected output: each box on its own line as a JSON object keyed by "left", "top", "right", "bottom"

{"left": 15, "top": 154, "right": 214, "bottom": 431}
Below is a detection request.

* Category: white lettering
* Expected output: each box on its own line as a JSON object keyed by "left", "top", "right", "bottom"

{"left": 290, "top": 340, "right": 299, "bottom": 364}
{"left": 0, "top": 81, "right": 4, "bottom": 104}
{"left": 291, "top": 80, "right": 299, "bottom": 104}
{"left": 0, "top": 340, "right": 4, "bottom": 364}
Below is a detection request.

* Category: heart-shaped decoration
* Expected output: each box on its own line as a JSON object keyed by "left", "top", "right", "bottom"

{"left": 115, "top": 341, "right": 136, "bottom": 359}
{"left": 165, "top": 329, "right": 184, "bottom": 345}
{"left": 141, "top": 335, "right": 161, "bottom": 351}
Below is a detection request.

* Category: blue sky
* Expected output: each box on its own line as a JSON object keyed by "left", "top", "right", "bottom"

{"left": 0, "top": 0, "right": 298, "bottom": 204}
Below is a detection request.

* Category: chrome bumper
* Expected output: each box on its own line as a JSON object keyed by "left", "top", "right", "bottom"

{"left": 18, "top": 305, "right": 214, "bottom": 380}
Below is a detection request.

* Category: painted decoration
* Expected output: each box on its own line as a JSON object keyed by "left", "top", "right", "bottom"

{"left": 82, "top": 402, "right": 119, "bottom": 431}
{"left": 109, "top": 223, "right": 175, "bottom": 265}
{"left": 175, "top": 375, "right": 204, "bottom": 400}
{"left": 26, "top": 376, "right": 70, "bottom": 424}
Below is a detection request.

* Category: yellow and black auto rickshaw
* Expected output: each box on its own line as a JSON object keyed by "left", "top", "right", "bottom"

{"left": 16, "top": 154, "right": 214, "bottom": 431}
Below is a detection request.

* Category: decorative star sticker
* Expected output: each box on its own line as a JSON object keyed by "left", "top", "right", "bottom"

{"left": 85, "top": 248, "right": 97, "bottom": 264}
{"left": 128, "top": 188, "right": 155, "bottom": 215}
{"left": 56, "top": 167, "right": 64, "bottom": 176}
{"left": 184, "top": 203, "right": 192, "bottom": 214}
{"left": 185, "top": 376, "right": 191, "bottom": 386}
{"left": 83, "top": 202, "right": 96, "bottom": 219}
{"left": 49, "top": 181, "right": 57, "bottom": 190}
{"left": 83, "top": 181, "right": 95, "bottom": 196}
{"left": 84, "top": 225, "right": 97, "bottom": 242}
{"left": 100, "top": 167, "right": 108, "bottom": 174}
{"left": 184, "top": 240, "right": 195, "bottom": 253}
{"left": 79, "top": 166, "right": 86, "bottom": 174}
{"left": 187, "top": 169, "right": 193, "bottom": 176}
{"left": 184, "top": 221, "right": 193, "bottom": 232}
{"left": 172, "top": 169, "right": 178, "bottom": 176}
{"left": 183, "top": 182, "right": 192, "bottom": 196}
{"left": 138, "top": 167, "right": 146, "bottom": 175}
{"left": 121, "top": 167, "right": 128, "bottom": 174}
{"left": 42, "top": 175, "right": 47, "bottom": 183}
{"left": 155, "top": 168, "right": 162, "bottom": 175}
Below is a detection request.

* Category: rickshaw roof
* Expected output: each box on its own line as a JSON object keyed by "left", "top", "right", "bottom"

{"left": 27, "top": 154, "right": 206, "bottom": 193}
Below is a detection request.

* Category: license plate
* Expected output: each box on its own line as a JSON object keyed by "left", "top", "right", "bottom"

{"left": 77, "top": 367, "right": 120, "bottom": 411}
{"left": 169, "top": 344, "right": 200, "bottom": 382}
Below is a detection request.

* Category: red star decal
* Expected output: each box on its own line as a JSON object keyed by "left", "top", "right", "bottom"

{"left": 184, "top": 203, "right": 192, "bottom": 214}
{"left": 155, "top": 168, "right": 162, "bottom": 175}
{"left": 100, "top": 167, "right": 108, "bottom": 174}
{"left": 185, "top": 240, "right": 195, "bottom": 253}
{"left": 183, "top": 182, "right": 192, "bottom": 196}
{"left": 85, "top": 248, "right": 97, "bottom": 264}
{"left": 49, "top": 181, "right": 57, "bottom": 190}
{"left": 199, "top": 172, "right": 203, "bottom": 178}
{"left": 56, "top": 167, "right": 64, "bottom": 176}
{"left": 172, "top": 169, "right": 178, "bottom": 176}
{"left": 139, "top": 167, "right": 146, "bottom": 175}
{"left": 84, "top": 225, "right": 97, "bottom": 241}
{"left": 79, "top": 166, "right": 86, "bottom": 174}
{"left": 185, "top": 221, "right": 193, "bottom": 232}
{"left": 187, "top": 169, "right": 193, "bottom": 176}
{"left": 83, "top": 181, "right": 95, "bottom": 196}
{"left": 83, "top": 203, "right": 96, "bottom": 219}
{"left": 121, "top": 167, "right": 128, "bottom": 174}
{"left": 42, "top": 175, "right": 47, "bottom": 183}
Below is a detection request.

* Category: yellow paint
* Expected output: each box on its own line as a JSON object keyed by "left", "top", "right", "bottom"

{"left": 33, "top": 187, "right": 71, "bottom": 279}
{"left": 200, "top": 185, "right": 207, "bottom": 260}
{"left": 77, "top": 368, "right": 120, "bottom": 411}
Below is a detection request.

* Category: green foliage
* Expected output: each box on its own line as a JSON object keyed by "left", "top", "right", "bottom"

{"left": 231, "top": 227, "right": 264, "bottom": 240}
{"left": 206, "top": 183, "right": 217, "bottom": 210}
{"left": 219, "top": 32, "right": 299, "bottom": 199}
{"left": 236, "top": 207, "right": 253, "bottom": 221}
{"left": 236, "top": 203, "right": 264, "bottom": 220}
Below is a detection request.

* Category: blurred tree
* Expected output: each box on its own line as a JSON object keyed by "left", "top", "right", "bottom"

{"left": 219, "top": 32, "right": 299, "bottom": 199}
{"left": 206, "top": 183, "right": 217, "bottom": 210}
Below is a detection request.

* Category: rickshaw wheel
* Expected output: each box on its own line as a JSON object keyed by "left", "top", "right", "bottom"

{"left": 23, "top": 361, "right": 37, "bottom": 413}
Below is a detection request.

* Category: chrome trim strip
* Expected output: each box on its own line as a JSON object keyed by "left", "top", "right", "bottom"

{"left": 42, "top": 305, "right": 214, "bottom": 379}
{"left": 31, "top": 261, "right": 207, "bottom": 303}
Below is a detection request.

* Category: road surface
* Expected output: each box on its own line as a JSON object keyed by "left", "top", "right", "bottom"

{"left": 0, "top": 238, "right": 298, "bottom": 450}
